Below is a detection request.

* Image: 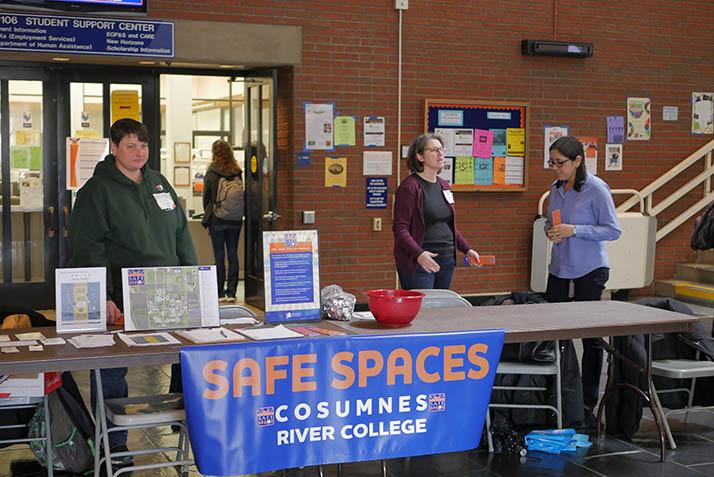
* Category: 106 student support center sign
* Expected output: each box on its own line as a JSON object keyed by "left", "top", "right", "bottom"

{"left": 180, "top": 329, "right": 505, "bottom": 476}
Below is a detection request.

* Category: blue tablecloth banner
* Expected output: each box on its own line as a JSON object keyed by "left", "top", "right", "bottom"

{"left": 180, "top": 329, "right": 505, "bottom": 475}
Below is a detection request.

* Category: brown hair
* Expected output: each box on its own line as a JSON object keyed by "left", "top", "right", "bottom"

{"left": 406, "top": 133, "right": 443, "bottom": 173}
{"left": 211, "top": 139, "right": 241, "bottom": 173}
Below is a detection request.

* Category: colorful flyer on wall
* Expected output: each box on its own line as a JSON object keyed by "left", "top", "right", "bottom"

{"left": 506, "top": 128, "right": 525, "bottom": 156}
{"left": 305, "top": 102, "right": 334, "bottom": 150}
{"left": 472, "top": 129, "right": 493, "bottom": 158}
{"left": 333, "top": 115, "right": 356, "bottom": 146}
{"left": 578, "top": 136, "right": 598, "bottom": 176}
{"left": 606, "top": 116, "right": 625, "bottom": 143}
{"left": 263, "top": 230, "right": 321, "bottom": 323}
{"left": 692, "top": 92, "right": 714, "bottom": 135}
{"left": 55, "top": 267, "right": 106, "bottom": 334}
{"left": 454, "top": 156, "right": 475, "bottom": 185}
{"left": 474, "top": 157, "right": 493, "bottom": 185}
{"left": 491, "top": 129, "right": 507, "bottom": 157}
{"left": 543, "top": 125, "right": 569, "bottom": 168}
{"left": 605, "top": 144, "right": 623, "bottom": 171}
{"left": 626, "top": 97, "right": 651, "bottom": 140}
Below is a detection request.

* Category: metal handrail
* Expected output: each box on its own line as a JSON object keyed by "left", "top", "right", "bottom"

{"left": 616, "top": 139, "right": 714, "bottom": 241}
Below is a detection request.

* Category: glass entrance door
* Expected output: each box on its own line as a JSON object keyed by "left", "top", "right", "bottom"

{"left": 0, "top": 65, "right": 156, "bottom": 309}
{"left": 57, "top": 68, "right": 157, "bottom": 292}
{"left": 0, "top": 68, "right": 58, "bottom": 309}
{"left": 242, "top": 75, "right": 277, "bottom": 309}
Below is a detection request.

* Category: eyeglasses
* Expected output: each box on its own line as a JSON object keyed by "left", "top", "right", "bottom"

{"left": 548, "top": 158, "right": 573, "bottom": 168}
{"left": 423, "top": 147, "right": 446, "bottom": 154}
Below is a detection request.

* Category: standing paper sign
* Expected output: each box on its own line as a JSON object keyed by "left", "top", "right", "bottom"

{"left": 181, "top": 329, "right": 505, "bottom": 476}
{"left": 55, "top": 267, "right": 106, "bottom": 334}
{"left": 121, "top": 265, "right": 219, "bottom": 331}
{"left": 263, "top": 230, "right": 321, "bottom": 323}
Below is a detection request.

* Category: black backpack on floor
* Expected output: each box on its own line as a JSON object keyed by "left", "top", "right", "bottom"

{"left": 28, "top": 383, "right": 95, "bottom": 474}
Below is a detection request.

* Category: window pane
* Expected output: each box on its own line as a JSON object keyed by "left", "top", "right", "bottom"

{"left": 70, "top": 82, "right": 104, "bottom": 138}
{"left": 8, "top": 80, "right": 44, "bottom": 283}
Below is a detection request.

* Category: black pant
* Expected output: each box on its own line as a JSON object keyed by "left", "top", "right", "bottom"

{"left": 545, "top": 267, "right": 609, "bottom": 411}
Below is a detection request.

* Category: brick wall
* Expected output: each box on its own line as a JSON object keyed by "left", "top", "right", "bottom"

{"left": 154, "top": 0, "right": 714, "bottom": 298}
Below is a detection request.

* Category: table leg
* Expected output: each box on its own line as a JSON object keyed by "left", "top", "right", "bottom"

{"left": 43, "top": 394, "right": 53, "bottom": 477}
{"left": 644, "top": 333, "right": 667, "bottom": 462}
{"left": 93, "top": 369, "right": 114, "bottom": 477}
{"left": 596, "top": 337, "right": 615, "bottom": 440}
{"left": 594, "top": 335, "right": 668, "bottom": 462}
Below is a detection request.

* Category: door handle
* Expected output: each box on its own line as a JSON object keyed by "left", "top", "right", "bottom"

{"left": 63, "top": 206, "right": 69, "bottom": 237}
{"left": 48, "top": 206, "right": 56, "bottom": 238}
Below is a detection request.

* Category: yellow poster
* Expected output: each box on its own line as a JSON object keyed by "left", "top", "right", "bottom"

{"left": 15, "top": 130, "right": 41, "bottom": 146}
{"left": 324, "top": 157, "right": 347, "bottom": 187}
{"left": 111, "top": 90, "right": 140, "bottom": 122}
{"left": 75, "top": 130, "right": 100, "bottom": 139}
{"left": 506, "top": 128, "right": 525, "bottom": 156}
{"left": 453, "top": 156, "right": 474, "bottom": 185}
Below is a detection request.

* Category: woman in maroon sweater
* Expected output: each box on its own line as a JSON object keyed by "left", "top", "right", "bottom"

{"left": 393, "top": 133, "right": 480, "bottom": 289}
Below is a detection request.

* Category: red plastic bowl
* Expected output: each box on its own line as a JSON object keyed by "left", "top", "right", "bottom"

{"left": 365, "top": 289, "right": 425, "bottom": 326}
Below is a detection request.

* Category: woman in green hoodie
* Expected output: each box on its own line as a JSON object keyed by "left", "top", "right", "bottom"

{"left": 68, "top": 118, "right": 197, "bottom": 460}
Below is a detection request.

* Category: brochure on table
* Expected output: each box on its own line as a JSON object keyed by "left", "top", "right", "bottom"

{"left": 55, "top": 267, "right": 107, "bottom": 334}
{"left": 263, "top": 230, "right": 321, "bottom": 323}
{"left": 121, "top": 265, "right": 219, "bottom": 331}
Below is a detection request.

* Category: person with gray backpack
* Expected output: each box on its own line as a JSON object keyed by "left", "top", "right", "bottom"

{"left": 202, "top": 139, "right": 244, "bottom": 302}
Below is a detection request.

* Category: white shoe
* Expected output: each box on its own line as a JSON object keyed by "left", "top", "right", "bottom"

{"left": 226, "top": 296, "right": 236, "bottom": 303}
{"left": 218, "top": 296, "right": 229, "bottom": 303}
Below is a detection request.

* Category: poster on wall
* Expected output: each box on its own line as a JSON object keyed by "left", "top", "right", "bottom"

{"left": 607, "top": 116, "right": 625, "bottom": 143}
{"left": 66, "top": 137, "right": 109, "bottom": 190}
{"left": 111, "top": 90, "right": 140, "bottom": 123}
{"left": 543, "top": 125, "right": 569, "bottom": 169}
{"left": 626, "top": 97, "right": 651, "bottom": 140}
{"left": 334, "top": 116, "right": 356, "bottom": 146}
{"left": 305, "top": 103, "right": 335, "bottom": 150}
{"left": 692, "top": 93, "right": 714, "bottom": 135}
{"left": 363, "top": 116, "right": 385, "bottom": 147}
{"left": 324, "top": 157, "right": 347, "bottom": 187}
{"left": 263, "top": 230, "right": 321, "bottom": 323}
{"left": 577, "top": 136, "right": 598, "bottom": 176}
{"left": 605, "top": 144, "right": 623, "bottom": 171}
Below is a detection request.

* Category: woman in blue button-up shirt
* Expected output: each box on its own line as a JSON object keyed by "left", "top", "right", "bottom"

{"left": 544, "top": 135, "right": 621, "bottom": 427}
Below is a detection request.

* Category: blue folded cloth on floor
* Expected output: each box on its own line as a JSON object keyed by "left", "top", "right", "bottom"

{"left": 525, "top": 429, "right": 592, "bottom": 454}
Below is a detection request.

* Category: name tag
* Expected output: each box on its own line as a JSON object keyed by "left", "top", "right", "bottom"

{"left": 443, "top": 190, "right": 455, "bottom": 204}
{"left": 153, "top": 192, "right": 176, "bottom": 211}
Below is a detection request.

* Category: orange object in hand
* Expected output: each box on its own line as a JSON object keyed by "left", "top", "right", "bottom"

{"left": 552, "top": 209, "right": 561, "bottom": 226}
{"left": 478, "top": 255, "right": 496, "bottom": 265}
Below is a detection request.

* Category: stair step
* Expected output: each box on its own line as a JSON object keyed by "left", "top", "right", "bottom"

{"left": 697, "top": 249, "right": 714, "bottom": 264}
{"left": 675, "top": 262, "right": 714, "bottom": 283}
{"left": 655, "top": 279, "right": 714, "bottom": 306}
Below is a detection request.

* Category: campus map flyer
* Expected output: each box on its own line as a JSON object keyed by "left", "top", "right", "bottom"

{"left": 55, "top": 267, "right": 106, "bottom": 333}
{"left": 263, "top": 230, "right": 321, "bottom": 323}
{"left": 121, "top": 265, "right": 219, "bottom": 331}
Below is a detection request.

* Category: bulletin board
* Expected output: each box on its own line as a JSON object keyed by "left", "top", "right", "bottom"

{"left": 424, "top": 99, "right": 529, "bottom": 192}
